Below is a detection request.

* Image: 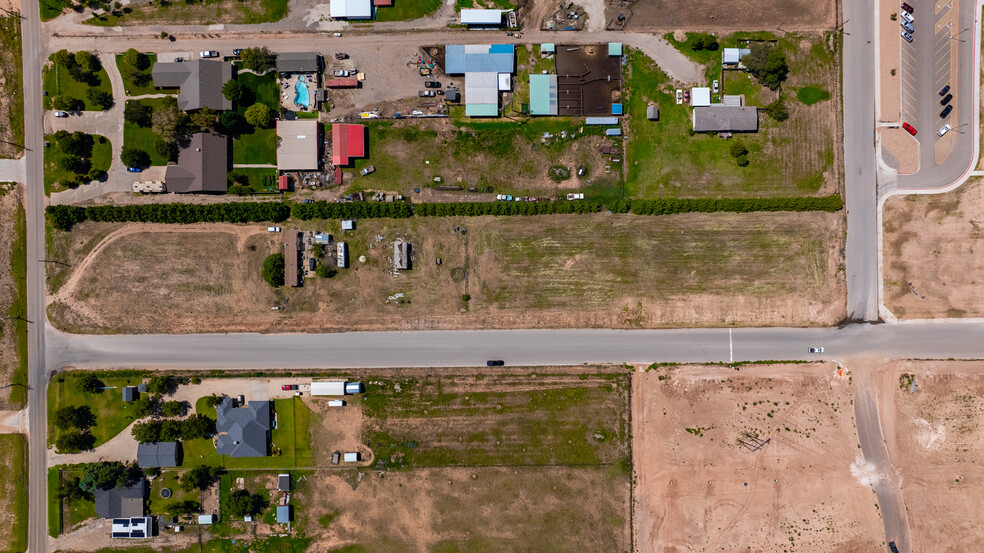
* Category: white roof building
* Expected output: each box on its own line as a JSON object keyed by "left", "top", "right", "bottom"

{"left": 344, "top": 452, "right": 360, "bottom": 462}
{"left": 460, "top": 8, "right": 504, "bottom": 25}
{"left": 329, "top": 0, "right": 371, "bottom": 19}
{"left": 277, "top": 120, "right": 319, "bottom": 171}
{"left": 691, "top": 87, "right": 712, "bottom": 107}
{"left": 497, "top": 73, "right": 511, "bottom": 91}
{"left": 311, "top": 381, "right": 347, "bottom": 396}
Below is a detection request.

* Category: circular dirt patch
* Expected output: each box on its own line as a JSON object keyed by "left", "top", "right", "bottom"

{"left": 450, "top": 267, "right": 466, "bottom": 282}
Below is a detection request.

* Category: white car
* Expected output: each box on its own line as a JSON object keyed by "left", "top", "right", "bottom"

{"left": 712, "top": 79, "right": 719, "bottom": 93}
{"left": 200, "top": 50, "right": 219, "bottom": 58}
{"left": 900, "top": 11, "right": 914, "bottom": 23}
{"left": 53, "top": 111, "right": 69, "bottom": 118}
{"left": 267, "top": 226, "right": 281, "bottom": 232}
{"left": 675, "top": 89, "right": 683, "bottom": 105}
{"left": 566, "top": 193, "right": 585, "bottom": 200}
{"left": 333, "top": 70, "right": 350, "bottom": 77}
{"left": 937, "top": 124, "right": 952, "bottom": 137}
{"left": 808, "top": 347, "right": 824, "bottom": 354}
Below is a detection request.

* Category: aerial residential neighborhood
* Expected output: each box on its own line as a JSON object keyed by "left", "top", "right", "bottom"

{"left": 0, "top": 0, "right": 982, "bottom": 553}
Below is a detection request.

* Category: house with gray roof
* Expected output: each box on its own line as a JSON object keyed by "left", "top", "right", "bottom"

{"left": 136, "top": 442, "right": 181, "bottom": 468}
{"left": 94, "top": 479, "right": 146, "bottom": 520}
{"left": 692, "top": 106, "right": 759, "bottom": 133}
{"left": 276, "top": 52, "right": 320, "bottom": 73}
{"left": 152, "top": 59, "right": 233, "bottom": 111}
{"left": 215, "top": 398, "right": 271, "bottom": 458}
{"left": 163, "top": 133, "right": 229, "bottom": 194}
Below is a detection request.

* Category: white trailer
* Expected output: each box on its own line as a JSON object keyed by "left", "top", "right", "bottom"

{"left": 337, "top": 242, "right": 347, "bottom": 268}
{"left": 311, "top": 381, "right": 346, "bottom": 396}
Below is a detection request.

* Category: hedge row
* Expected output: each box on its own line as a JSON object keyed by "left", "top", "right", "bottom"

{"left": 48, "top": 195, "right": 844, "bottom": 231}
{"left": 47, "top": 202, "right": 291, "bottom": 231}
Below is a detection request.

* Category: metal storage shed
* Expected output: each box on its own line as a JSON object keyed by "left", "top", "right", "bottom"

{"left": 529, "top": 74, "right": 558, "bottom": 116}
{"left": 311, "top": 381, "right": 347, "bottom": 396}
{"left": 276, "top": 505, "right": 292, "bottom": 523}
{"left": 460, "top": 8, "right": 504, "bottom": 25}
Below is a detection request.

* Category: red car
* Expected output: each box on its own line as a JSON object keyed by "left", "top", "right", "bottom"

{"left": 281, "top": 384, "right": 298, "bottom": 391}
{"left": 902, "top": 122, "right": 917, "bottom": 135}
{"left": 901, "top": 2, "right": 914, "bottom": 13}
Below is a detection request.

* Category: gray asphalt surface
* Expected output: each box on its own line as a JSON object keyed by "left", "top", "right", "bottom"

{"left": 843, "top": 0, "right": 880, "bottom": 322}
{"left": 855, "top": 385, "right": 909, "bottom": 553}
{"left": 45, "top": 322, "right": 984, "bottom": 370}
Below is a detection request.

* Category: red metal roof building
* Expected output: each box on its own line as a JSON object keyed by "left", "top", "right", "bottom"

{"left": 324, "top": 78, "right": 359, "bottom": 88}
{"left": 373, "top": 0, "right": 392, "bottom": 5}
{"left": 278, "top": 175, "right": 290, "bottom": 191}
{"left": 332, "top": 124, "right": 366, "bottom": 166}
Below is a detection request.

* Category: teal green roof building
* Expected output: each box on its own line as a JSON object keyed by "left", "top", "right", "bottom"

{"left": 608, "top": 42, "right": 623, "bottom": 56}
{"left": 529, "top": 74, "right": 558, "bottom": 116}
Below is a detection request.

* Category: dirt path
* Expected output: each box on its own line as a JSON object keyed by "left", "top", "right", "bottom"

{"left": 0, "top": 410, "right": 27, "bottom": 433}
{"left": 48, "top": 419, "right": 141, "bottom": 465}
{"left": 49, "top": 222, "right": 261, "bottom": 305}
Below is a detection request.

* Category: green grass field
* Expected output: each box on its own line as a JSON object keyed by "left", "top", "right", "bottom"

{"left": 6, "top": 200, "right": 27, "bottom": 407}
{"left": 116, "top": 53, "right": 177, "bottom": 96}
{"left": 233, "top": 72, "right": 278, "bottom": 165}
{"left": 47, "top": 468, "right": 60, "bottom": 537}
{"left": 47, "top": 374, "right": 147, "bottom": 449}
{"left": 373, "top": 0, "right": 441, "bottom": 21}
{"left": 41, "top": 55, "right": 113, "bottom": 111}
{"left": 43, "top": 134, "right": 112, "bottom": 195}
{"left": 148, "top": 471, "right": 199, "bottom": 516}
{"left": 123, "top": 98, "right": 170, "bottom": 166}
{"left": 228, "top": 167, "right": 279, "bottom": 194}
{"left": 0, "top": 434, "right": 27, "bottom": 553}
{"left": 86, "top": 0, "right": 287, "bottom": 25}
{"left": 796, "top": 85, "right": 831, "bottom": 105}
{"left": 182, "top": 397, "right": 313, "bottom": 468}
{"left": 40, "top": 0, "right": 73, "bottom": 21}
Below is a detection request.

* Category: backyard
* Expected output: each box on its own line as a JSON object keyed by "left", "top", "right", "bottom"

{"left": 123, "top": 98, "right": 171, "bottom": 166}
{"left": 47, "top": 373, "right": 148, "bottom": 448}
{"left": 43, "top": 133, "right": 112, "bottom": 194}
{"left": 625, "top": 34, "right": 840, "bottom": 198}
{"left": 233, "top": 71, "right": 279, "bottom": 165}
{"left": 42, "top": 54, "right": 113, "bottom": 111}
{"left": 86, "top": 0, "right": 287, "bottom": 25}
{"left": 47, "top": 466, "right": 98, "bottom": 537}
{"left": 373, "top": 0, "right": 441, "bottom": 21}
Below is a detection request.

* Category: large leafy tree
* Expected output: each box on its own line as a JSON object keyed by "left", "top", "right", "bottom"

{"left": 54, "top": 406, "right": 97, "bottom": 430}
{"left": 244, "top": 103, "right": 272, "bottom": 129}
{"left": 225, "top": 489, "right": 267, "bottom": 518}
{"left": 262, "top": 253, "right": 285, "bottom": 287}
{"left": 78, "top": 462, "right": 139, "bottom": 493}
{"left": 180, "top": 465, "right": 222, "bottom": 492}
{"left": 238, "top": 47, "right": 276, "bottom": 72}
{"left": 152, "top": 96, "right": 184, "bottom": 143}
{"left": 743, "top": 42, "right": 789, "bottom": 90}
{"left": 124, "top": 101, "right": 152, "bottom": 127}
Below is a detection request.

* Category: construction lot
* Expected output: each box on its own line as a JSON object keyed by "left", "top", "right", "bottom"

{"left": 610, "top": 0, "right": 836, "bottom": 32}
{"left": 882, "top": 178, "right": 984, "bottom": 319}
{"left": 46, "top": 211, "right": 845, "bottom": 334}
{"left": 633, "top": 363, "right": 885, "bottom": 553}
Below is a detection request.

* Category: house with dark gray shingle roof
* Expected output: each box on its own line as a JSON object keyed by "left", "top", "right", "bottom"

{"left": 94, "top": 479, "right": 146, "bottom": 519}
{"left": 136, "top": 442, "right": 181, "bottom": 468}
{"left": 151, "top": 59, "right": 233, "bottom": 111}
{"left": 163, "top": 133, "right": 229, "bottom": 194}
{"left": 215, "top": 398, "right": 271, "bottom": 458}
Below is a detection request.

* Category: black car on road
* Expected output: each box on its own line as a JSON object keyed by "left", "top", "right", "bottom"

{"left": 486, "top": 360, "right": 504, "bottom": 367}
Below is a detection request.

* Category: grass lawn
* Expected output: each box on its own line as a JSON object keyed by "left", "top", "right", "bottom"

{"left": 86, "top": 0, "right": 287, "bottom": 25}
{"left": 40, "top": 0, "right": 73, "bottom": 21}
{"left": 0, "top": 17, "right": 24, "bottom": 158}
{"left": 182, "top": 397, "right": 313, "bottom": 468}
{"left": 0, "top": 434, "right": 28, "bottom": 553}
{"left": 796, "top": 85, "right": 831, "bottom": 105}
{"left": 48, "top": 466, "right": 96, "bottom": 536}
{"left": 721, "top": 71, "right": 764, "bottom": 106}
{"left": 123, "top": 98, "right": 170, "bottom": 166}
{"left": 116, "top": 53, "right": 177, "bottom": 96}
{"left": 43, "top": 134, "right": 112, "bottom": 195}
{"left": 229, "top": 167, "right": 279, "bottom": 194}
{"left": 6, "top": 201, "right": 27, "bottom": 407}
{"left": 42, "top": 55, "right": 113, "bottom": 111}
{"left": 233, "top": 72, "right": 278, "bottom": 165}
{"left": 293, "top": 110, "right": 319, "bottom": 119}
{"left": 374, "top": 0, "right": 441, "bottom": 21}
{"left": 148, "top": 470, "right": 198, "bottom": 516}
{"left": 47, "top": 374, "right": 147, "bottom": 449}
{"left": 624, "top": 46, "right": 835, "bottom": 198}
{"left": 47, "top": 468, "right": 60, "bottom": 537}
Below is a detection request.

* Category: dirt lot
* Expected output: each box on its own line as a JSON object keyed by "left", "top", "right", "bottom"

{"left": 882, "top": 177, "right": 984, "bottom": 319}
{"left": 0, "top": 184, "right": 25, "bottom": 409}
{"left": 613, "top": 0, "right": 837, "bottom": 32}
{"left": 633, "top": 363, "right": 884, "bottom": 553}
{"left": 889, "top": 360, "right": 984, "bottom": 553}
{"left": 299, "top": 466, "right": 629, "bottom": 553}
{"left": 47, "top": 211, "right": 845, "bottom": 334}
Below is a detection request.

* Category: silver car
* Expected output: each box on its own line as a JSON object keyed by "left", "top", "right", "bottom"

{"left": 901, "top": 30, "right": 913, "bottom": 43}
{"left": 901, "top": 20, "right": 914, "bottom": 33}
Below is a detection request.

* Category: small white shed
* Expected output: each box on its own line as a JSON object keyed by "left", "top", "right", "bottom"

{"left": 198, "top": 514, "right": 217, "bottom": 525}
{"left": 344, "top": 452, "right": 360, "bottom": 462}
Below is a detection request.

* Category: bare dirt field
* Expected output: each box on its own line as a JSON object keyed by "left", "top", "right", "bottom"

{"left": 299, "top": 466, "right": 630, "bottom": 553}
{"left": 888, "top": 360, "right": 984, "bottom": 553}
{"left": 633, "top": 363, "right": 885, "bottom": 553}
{"left": 613, "top": 0, "right": 836, "bottom": 32}
{"left": 48, "top": 212, "right": 845, "bottom": 334}
{"left": 0, "top": 184, "right": 25, "bottom": 409}
{"left": 882, "top": 177, "right": 984, "bottom": 319}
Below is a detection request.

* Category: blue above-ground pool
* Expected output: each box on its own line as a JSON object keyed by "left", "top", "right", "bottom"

{"left": 294, "top": 78, "right": 311, "bottom": 109}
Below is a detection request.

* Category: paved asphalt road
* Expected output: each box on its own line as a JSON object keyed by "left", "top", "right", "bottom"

{"left": 45, "top": 322, "right": 984, "bottom": 370}
{"left": 855, "top": 385, "right": 910, "bottom": 553}
{"left": 842, "top": 0, "right": 880, "bottom": 322}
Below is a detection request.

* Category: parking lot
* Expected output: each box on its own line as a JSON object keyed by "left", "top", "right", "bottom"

{"left": 896, "top": 0, "right": 977, "bottom": 185}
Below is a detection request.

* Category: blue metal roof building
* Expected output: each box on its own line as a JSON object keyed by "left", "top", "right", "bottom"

{"left": 445, "top": 44, "right": 515, "bottom": 75}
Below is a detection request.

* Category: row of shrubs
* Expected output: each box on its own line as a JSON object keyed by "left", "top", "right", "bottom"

{"left": 48, "top": 195, "right": 844, "bottom": 231}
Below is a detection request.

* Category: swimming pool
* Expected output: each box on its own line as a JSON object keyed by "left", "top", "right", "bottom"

{"left": 294, "top": 78, "right": 311, "bottom": 109}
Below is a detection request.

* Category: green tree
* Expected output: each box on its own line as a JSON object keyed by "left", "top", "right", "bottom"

{"left": 154, "top": 139, "right": 178, "bottom": 163}
{"left": 75, "top": 374, "right": 104, "bottom": 394}
{"left": 152, "top": 96, "right": 184, "bottom": 143}
{"left": 85, "top": 88, "right": 114, "bottom": 110}
{"left": 73, "top": 51, "right": 101, "bottom": 75}
{"left": 764, "top": 96, "right": 789, "bottom": 121}
{"left": 203, "top": 394, "right": 225, "bottom": 408}
{"left": 56, "top": 431, "right": 96, "bottom": 453}
{"left": 57, "top": 131, "right": 94, "bottom": 157}
{"left": 225, "top": 489, "right": 267, "bottom": 518}
{"left": 730, "top": 142, "right": 748, "bottom": 158}
{"left": 182, "top": 414, "right": 215, "bottom": 439}
{"left": 244, "top": 103, "right": 272, "bottom": 128}
{"left": 180, "top": 465, "right": 222, "bottom": 492}
{"left": 52, "top": 49, "right": 74, "bottom": 68}
{"left": 121, "top": 147, "right": 150, "bottom": 168}
{"left": 51, "top": 95, "right": 79, "bottom": 111}
{"left": 122, "top": 48, "right": 150, "bottom": 70}
{"left": 58, "top": 476, "right": 93, "bottom": 503}
{"left": 78, "top": 462, "right": 138, "bottom": 493}
{"left": 159, "top": 419, "right": 184, "bottom": 441}
{"left": 165, "top": 499, "right": 201, "bottom": 518}
{"left": 160, "top": 400, "right": 186, "bottom": 417}
{"left": 124, "top": 101, "right": 152, "bottom": 127}
{"left": 147, "top": 375, "right": 174, "bottom": 395}
{"left": 54, "top": 406, "right": 97, "bottom": 430}
{"left": 131, "top": 421, "right": 161, "bottom": 444}
{"left": 190, "top": 107, "right": 218, "bottom": 133}
{"left": 222, "top": 79, "right": 243, "bottom": 103}
{"left": 262, "top": 253, "right": 285, "bottom": 287}
{"left": 132, "top": 394, "right": 155, "bottom": 418}
{"left": 238, "top": 47, "right": 276, "bottom": 72}
{"left": 744, "top": 42, "right": 789, "bottom": 90}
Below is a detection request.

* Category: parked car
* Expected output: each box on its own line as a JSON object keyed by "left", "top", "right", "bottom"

{"left": 127, "top": 167, "right": 142, "bottom": 172}
{"left": 268, "top": 226, "right": 281, "bottom": 232}
{"left": 332, "top": 32, "right": 342, "bottom": 37}
{"left": 335, "top": 52, "right": 349, "bottom": 60}
{"left": 333, "top": 69, "right": 350, "bottom": 77}
{"left": 232, "top": 48, "right": 243, "bottom": 56}
{"left": 902, "top": 122, "right": 917, "bottom": 135}
{"left": 940, "top": 104, "right": 953, "bottom": 118}
{"left": 200, "top": 50, "right": 219, "bottom": 58}
{"left": 939, "top": 85, "right": 951, "bottom": 97}
{"left": 675, "top": 89, "right": 683, "bottom": 104}
{"left": 937, "top": 124, "right": 952, "bottom": 137}
{"left": 486, "top": 360, "right": 505, "bottom": 367}
{"left": 281, "top": 384, "right": 297, "bottom": 391}
{"left": 424, "top": 81, "right": 441, "bottom": 88}
{"left": 900, "top": 2, "right": 913, "bottom": 12}
{"left": 901, "top": 30, "right": 913, "bottom": 43}
{"left": 684, "top": 90, "right": 690, "bottom": 103}
{"left": 712, "top": 79, "right": 719, "bottom": 93}
{"left": 940, "top": 93, "right": 953, "bottom": 106}
{"left": 901, "top": 20, "right": 914, "bottom": 33}
{"left": 808, "top": 347, "right": 824, "bottom": 354}
{"left": 360, "top": 165, "right": 375, "bottom": 176}
{"left": 900, "top": 11, "right": 914, "bottom": 23}
{"left": 53, "top": 111, "right": 68, "bottom": 118}
{"left": 309, "top": 258, "right": 316, "bottom": 271}
{"left": 888, "top": 542, "right": 900, "bottom": 553}
{"left": 419, "top": 90, "right": 436, "bottom": 97}
{"left": 566, "top": 193, "right": 585, "bottom": 200}
{"left": 301, "top": 198, "right": 315, "bottom": 204}
{"left": 174, "top": 57, "right": 184, "bottom": 62}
